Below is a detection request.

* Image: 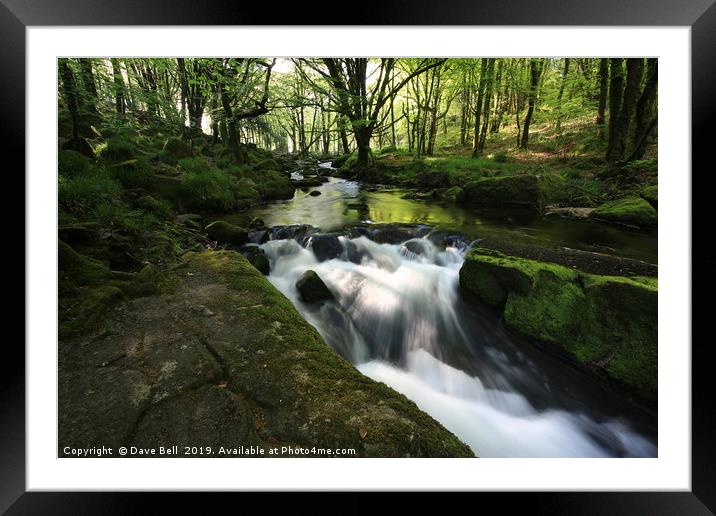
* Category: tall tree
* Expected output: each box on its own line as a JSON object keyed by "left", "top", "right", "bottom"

{"left": 110, "top": 58, "right": 126, "bottom": 114}
{"left": 297, "top": 58, "right": 446, "bottom": 171}
{"left": 520, "top": 59, "right": 543, "bottom": 148}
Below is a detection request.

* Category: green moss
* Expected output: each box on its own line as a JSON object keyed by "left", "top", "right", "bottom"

{"left": 174, "top": 250, "right": 473, "bottom": 457}
{"left": 58, "top": 241, "right": 159, "bottom": 338}
{"left": 108, "top": 159, "right": 154, "bottom": 189}
{"left": 460, "top": 248, "right": 658, "bottom": 399}
{"left": 463, "top": 174, "right": 541, "bottom": 210}
{"left": 58, "top": 170, "right": 121, "bottom": 216}
{"left": 59, "top": 150, "right": 92, "bottom": 178}
{"left": 205, "top": 220, "right": 248, "bottom": 245}
{"left": 641, "top": 184, "right": 658, "bottom": 208}
{"left": 591, "top": 196, "right": 657, "bottom": 227}
{"left": 136, "top": 195, "right": 172, "bottom": 219}
{"left": 160, "top": 137, "right": 192, "bottom": 163}
{"left": 97, "top": 135, "right": 136, "bottom": 163}
{"left": 252, "top": 158, "right": 282, "bottom": 172}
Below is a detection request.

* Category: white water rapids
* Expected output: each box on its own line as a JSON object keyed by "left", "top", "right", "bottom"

{"left": 261, "top": 234, "right": 657, "bottom": 457}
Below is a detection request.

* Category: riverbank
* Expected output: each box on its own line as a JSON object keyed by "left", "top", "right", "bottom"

{"left": 59, "top": 247, "right": 473, "bottom": 457}
{"left": 58, "top": 132, "right": 657, "bottom": 457}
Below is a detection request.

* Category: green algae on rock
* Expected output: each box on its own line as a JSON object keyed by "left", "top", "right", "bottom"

{"left": 459, "top": 246, "right": 657, "bottom": 401}
{"left": 590, "top": 196, "right": 657, "bottom": 228}
{"left": 59, "top": 250, "right": 474, "bottom": 457}
{"left": 204, "top": 220, "right": 248, "bottom": 245}
{"left": 462, "top": 174, "right": 567, "bottom": 212}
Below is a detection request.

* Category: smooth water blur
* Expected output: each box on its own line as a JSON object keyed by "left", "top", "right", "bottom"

{"left": 262, "top": 236, "right": 657, "bottom": 457}
{"left": 247, "top": 176, "right": 657, "bottom": 264}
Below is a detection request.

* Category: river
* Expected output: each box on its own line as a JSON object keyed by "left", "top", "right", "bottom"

{"left": 237, "top": 164, "right": 658, "bottom": 457}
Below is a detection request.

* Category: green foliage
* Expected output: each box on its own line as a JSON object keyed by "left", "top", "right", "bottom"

{"left": 89, "top": 203, "right": 155, "bottom": 233}
{"left": 59, "top": 169, "right": 121, "bottom": 216}
{"left": 59, "top": 150, "right": 93, "bottom": 178}
{"left": 96, "top": 135, "right": 137, "bottom": 163}
{"left": 492, "top": 150, "right": 508, "bottom": 163}
{"left": 181, "top": 167, "right": 236, "bottom": 211}
{"left": 160, "top": 137, "right": 192, "bottom": 163}
{"left": 108, "top": 159, "right": 154, "bottom": 189}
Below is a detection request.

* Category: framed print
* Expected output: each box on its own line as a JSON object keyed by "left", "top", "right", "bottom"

{"left": 5, "top": 0, "right": 715, "bottom": 512}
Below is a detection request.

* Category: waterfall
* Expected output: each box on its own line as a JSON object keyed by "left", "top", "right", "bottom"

{"left": 261, "top": 233, "right": 656, "bottom": 458}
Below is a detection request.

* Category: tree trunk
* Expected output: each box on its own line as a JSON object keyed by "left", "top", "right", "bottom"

{"left": 520, "top": 59, "right": 542, "bottom": 149}
{"left": 110, "top": 58, "right": 125, "bottom": 114}
{"left": 606, "top": 58, "right": 625, "bottom": 161}
{"left": 607, "top": 58, "right": 643, "bottom": 162}
{"left": 596, "top": 58, "right": 609, "bottom": 132}
{"left": 555, "top": 58, "right": 570, "bottom": 132}
{"left": 59, "top": 60, "right": 80, "bottom": 141}
{"left": 628, "top": 58, "right": 658, "bottom": 161}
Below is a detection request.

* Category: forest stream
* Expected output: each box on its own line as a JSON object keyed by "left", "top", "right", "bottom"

{"left": 228, "top": 163, "right": 659, "bottom": 458}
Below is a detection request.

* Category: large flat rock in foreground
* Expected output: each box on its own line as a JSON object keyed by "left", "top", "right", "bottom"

{"left": 59, "top": 250, "right": 473, "bottom": 458}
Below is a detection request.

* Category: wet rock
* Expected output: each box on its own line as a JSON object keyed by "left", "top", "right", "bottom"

{"left": 309, "top": 233, "right": 343, "bottom": 261}
{"left": 240, "top": 244, "right": 270, "bottom": 275}
{"left": 459, "top": 245, "right": 657, "bottom": 401}
{"left": 590, "top": 197, "right": 657, "bottom": 228}
{"left": 248, "top": 217, "right": 266, "bottom": 229}
{"left": 205, "top": 221, "right": 249, "bottom": 245}
{"left": 309, "top": 190, "right": 322, "bottom": 197}
{"left": 248, "top": 229, "right": 270, "bottom": 245}
{"left": 544, "top": 206, "right": 595, "bottom": 220}
{"left": 293, "top": 178, "right": 323, "bottom": 188}
{"left": 59, "top": 250, "right": 474, "bottom": 457}
{"left": 296, "top": 269, "right": 334, "bottom": 303}
{"left": 270, "top": 224, "right": 319, "bottom": 245}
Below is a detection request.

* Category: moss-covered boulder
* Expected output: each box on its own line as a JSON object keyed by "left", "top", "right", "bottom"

{"left": 459, "top": 247, "right": 657, "bottom": 400}
{"left": 59, "top": 149, "right": 93, "bottom": 178}
{"left": 108, "top": 159, "right": 154, "bottom": 189}
{"left": 253, "top": 158, "right": 283, "bottom": 172}
{"left": 462, "top": 174, "right": 565, "bottom": 211}
{"left": 205, "top": 220, "right": 248, "bottom": 245}
{"left": 258, "top": 173, "right": 296, "bottom": 201}
{"left": 98, "top": 135, "right": 136, "bottom": 163}
{"left": 590, "top": 197, "right": 657, "bottom": 228}
{"left": 641, "top": 185, "right": 658, "bottom": 208}
{"left": 296, "top": 269, "right": 334, "bottom": 303}
{"left": 136, "top": 195, "right": 171, "bottom": 218}
{"left": 160, "top": 137, "right": 192, "bottom": 163}
{"left": 59, "top": 250, "right": 473, "bottom": 457}
{"left": 435, "top": 186, "right": 466, "bottom": 202}
{"left": 58, "top": 240, "right": 157, "bottom": 337}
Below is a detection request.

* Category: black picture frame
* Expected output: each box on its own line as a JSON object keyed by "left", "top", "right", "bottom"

{"left": 5, "top": 0, "right": 714, "bottom": 512}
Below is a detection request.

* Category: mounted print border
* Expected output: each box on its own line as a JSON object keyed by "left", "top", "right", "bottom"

{"left": 5, "top": 0, "right": 714, "bottom": 512}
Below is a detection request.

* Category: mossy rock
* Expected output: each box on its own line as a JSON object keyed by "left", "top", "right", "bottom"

{"left": 459, "top": 247, "right": 657, "bottom": 400}
{"left": 59, "top": 149, "right": 92, "bottom": 178}
{"left": 253, "top": 158, "right": 283, "bottom": 172}
{"left": 98, "top": 136, "right": 136, "bottom": 163}
{"left": 590, "top": 196, "right": 657, "bottom": 228}
{"left": 296, "top": 270, "right": 334, "bottom": 303}
{"left": 136, "top": 195, "right": 171, "bottom": 218}
{"left": 59, "top": 250, "right": 473, "bottom": 457}
{"left": 205, "top": 221, "right": 248, "bottom": 245}
{"left": 462, "top": 174, "right": 567, "bottom": 211}
{"left": 58, "top": 241, "right": 158, "bottom": 338}
{"left": 462, "top": 174, "right": 541, "bottom": 210}
{"left": 436, "top": 186, "right": 465, "bottom": 202}
{"left": 253, "top": 171, "right": 295, "bottom": 201}
{"left": 160, "top": 137, "right": 192, "bottom": 163}
{"left": 640, "top": 185, "right": 658, "bottom": 208}
{"left": 109, "top": 159, "right": 154, "bottom": 189}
